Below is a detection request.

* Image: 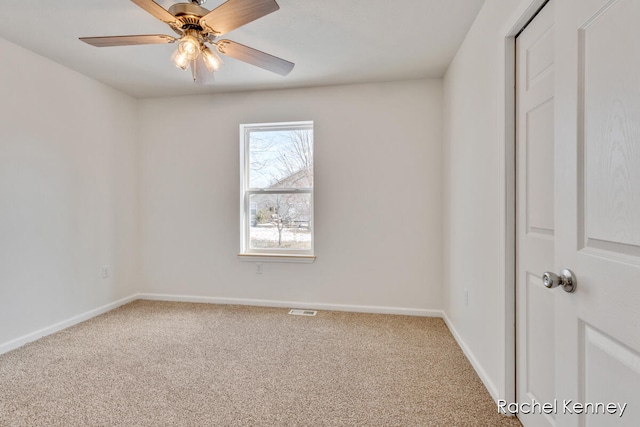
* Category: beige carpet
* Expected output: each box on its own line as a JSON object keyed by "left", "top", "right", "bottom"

{"left": 0, "top": 301, "right": 521, "bottom": 426}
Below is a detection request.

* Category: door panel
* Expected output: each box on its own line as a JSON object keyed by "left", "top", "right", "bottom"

{"left": 516, "top": 2, "right": 556, "bottom": 426}
{"left": 582, "top": 324, "right": 639, "bottom": 426}
{"left": 526, "top": 273, "right": 556, "bottom": 406}
{"left": 527, "top": 98, "right": 555, "bottom": 235}
{"left": 581, "top": 0, "right": 640, "bottom": 256}
{"left": 555, "top": 0, "right": 640, "bottom": 425}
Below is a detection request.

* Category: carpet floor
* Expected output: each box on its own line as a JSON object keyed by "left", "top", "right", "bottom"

{"left": 0, "top": 300, "right": 522, "bottom": 426}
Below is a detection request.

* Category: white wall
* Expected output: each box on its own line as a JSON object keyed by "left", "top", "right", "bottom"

{"left": 442, "top": 0, "right": 532, "bottom": 402}
{"left": 139, "top": 80, "right": 443, "bottom": 313}
{"left": 0, "top": 4, "right": 526, "bottom": 402}
{"left": 0, "top": 38, "right": 139, "bottom": 347}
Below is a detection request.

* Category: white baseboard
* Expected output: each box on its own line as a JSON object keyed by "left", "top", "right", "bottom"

{"left": 136, "top": 293, "right": 443, "bottom": 318}
{"left": 0, "top": 293, "right": 441, "bottom": 356}
{"left": 0, "top": 294, "right": 138, "bottom": 356}
{"left": 442, "top": 312, "right": 500, "bottom": 403}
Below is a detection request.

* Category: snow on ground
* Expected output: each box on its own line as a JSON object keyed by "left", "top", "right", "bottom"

{"left": 250, "top": 225, "right": 311, "bottom": 249}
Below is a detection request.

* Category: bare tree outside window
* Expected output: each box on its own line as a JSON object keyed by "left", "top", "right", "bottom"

{"left": 249, "top": 129, "right": 313, "bottom": 189}
{"left": 241, "top": 122, "right": 314, "bottom": 254}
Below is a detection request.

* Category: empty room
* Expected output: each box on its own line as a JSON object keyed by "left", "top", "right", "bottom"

{"left": 1, "top": 0, "right": 638, "bottom": 425}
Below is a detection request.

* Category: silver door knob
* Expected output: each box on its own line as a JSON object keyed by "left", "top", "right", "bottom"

{"left": 542, "top": 269, "right": 577, "bottom": 293}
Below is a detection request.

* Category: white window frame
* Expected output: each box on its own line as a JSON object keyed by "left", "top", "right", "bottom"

{"left": 239, "top": 121, "right": 315, "bottom": 262}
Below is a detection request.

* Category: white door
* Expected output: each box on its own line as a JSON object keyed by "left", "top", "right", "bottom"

{"left": 516, "top": 2, "right": 557, "bottom": 426}
{"left": 554, "top": 0, "right": 640, "bottom": 425}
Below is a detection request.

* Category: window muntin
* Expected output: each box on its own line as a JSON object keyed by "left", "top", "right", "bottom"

{"left": 241, "top": 122, "right": 313, "bottom": 255}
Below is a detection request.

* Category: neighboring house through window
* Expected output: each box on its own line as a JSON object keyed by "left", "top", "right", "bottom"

{"left": 240, "top": 121, "right": 314, "bottom": 256}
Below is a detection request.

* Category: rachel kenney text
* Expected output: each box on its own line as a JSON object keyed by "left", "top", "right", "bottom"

{"left": 498, "top": 400, "right": 627, "bottom": 417}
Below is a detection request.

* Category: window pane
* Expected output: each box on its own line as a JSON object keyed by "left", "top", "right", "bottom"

{"left": 249, "top": 129, "right": 313, "bottom": 189}
{"left": 249, "top": 193, "right": 311, "bottom": 250}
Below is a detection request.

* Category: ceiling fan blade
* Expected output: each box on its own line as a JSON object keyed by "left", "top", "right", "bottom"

{"left": 80, "top": 35, "right": 177, "bottom": 47}
{"left": 216, "top": 40, "right": 294, "bottom": 76}
{"left": 130, "top": 0, "right": 180, "bottom": 27}
{"left": 200, "top": 0, "right": 279, "bottom": 36}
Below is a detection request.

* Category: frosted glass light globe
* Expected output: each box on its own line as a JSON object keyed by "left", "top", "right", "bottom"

{"left": 178, "top": 35, "right": 200, "bottom": 61}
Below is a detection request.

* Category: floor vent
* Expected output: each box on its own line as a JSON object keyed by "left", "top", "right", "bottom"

{"left": 288, "top": 309, "right": 317, "bottom": 316}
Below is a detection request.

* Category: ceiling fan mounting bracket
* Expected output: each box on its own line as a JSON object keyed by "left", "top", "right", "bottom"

{"left": 200, "top": 24, "right": 219, "bottom": 36}
{"left": 216, "top": 40, "right": 230, "bottom": 54}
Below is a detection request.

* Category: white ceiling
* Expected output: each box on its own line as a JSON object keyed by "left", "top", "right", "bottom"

{"left": 0, "top": 0, "right": 485, "bottom": 98}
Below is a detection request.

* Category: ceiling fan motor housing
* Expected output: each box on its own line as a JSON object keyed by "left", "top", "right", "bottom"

{"left": 169, "top": 3, "right": 211, "bottom": 33}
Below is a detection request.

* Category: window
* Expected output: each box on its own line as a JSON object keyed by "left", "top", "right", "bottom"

{"left": 240, "top": 121, "right": 314, "bottom": 258}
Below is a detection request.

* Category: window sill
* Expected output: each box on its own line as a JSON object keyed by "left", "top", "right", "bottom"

{"left": 237, "top": 253, "right": 316, "bottom": 264}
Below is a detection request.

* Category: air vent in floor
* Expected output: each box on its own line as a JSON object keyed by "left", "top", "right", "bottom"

{"left": 288, "top": 309, "right": 317, "bottom": 316}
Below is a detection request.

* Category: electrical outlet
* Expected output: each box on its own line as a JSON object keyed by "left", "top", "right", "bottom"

{"left": 464, "top": 289, "right": 469, "bottom": 307}
{"left": 101, "top": 265, "right": 110, "bottom": 279}
{"left": 256, "top": 263, "right": 263, "bottom": 274}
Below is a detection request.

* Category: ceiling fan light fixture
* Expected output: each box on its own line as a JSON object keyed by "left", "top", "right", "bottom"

{"left": 202, "top": 46, "right": 223, "bottom": 72}
{"left": 178, "top": 33, "right": 201, "bottom": 61}
{"left": 171, "top": 49, "right": 190, "bottom": 70}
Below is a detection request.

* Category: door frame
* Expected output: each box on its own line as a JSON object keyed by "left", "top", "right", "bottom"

{"left": 497, "top": 0, "right": 550, "bottom": 407}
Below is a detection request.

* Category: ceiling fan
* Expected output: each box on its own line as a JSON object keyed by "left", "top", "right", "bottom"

{"left": 80, "top": 0, "right": 294, "bottom": 84}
